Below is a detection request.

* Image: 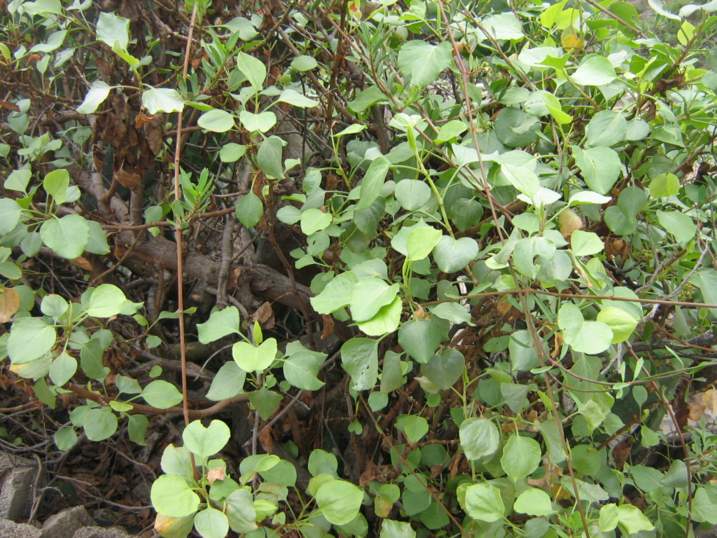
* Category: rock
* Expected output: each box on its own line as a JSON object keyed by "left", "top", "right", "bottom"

{"left": 73, "top": 525, "right": 134, "bottom": 538}
{"left": 41, "top": 506, "right": 94, "bottom": 538}
{"left": 0, "top": 453, "right": 41, "bottom": 521}
{"left": 0, "top": 518, "right": 41, "bottom": 538}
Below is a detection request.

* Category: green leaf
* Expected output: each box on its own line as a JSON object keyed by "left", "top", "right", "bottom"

{"left": 572, "top": 55, "right": 617, "bottom": 86}
{"left": 290, "top": 55, "right": 318, "bottom": 71}
{"left": 142, "top": 380, "right": 183, "bottom": 409}
{"left": 357, "top": 156, "right": 390, "bottom": 210}
{"left": 349, "top": 278, "right": 399, "bottom": 322}
{"left": 310, "top": 271, "right": 358, "bottom": 314}
{"left": 96, "top": 12, "right": 130, "bottom": 50}
{"left": 142, "top": 88, "right": 184, "bottom": 114}
{"left": 480, "top": 12, "right": 524, "bottom": 40}
{"left": 278, "top": 88, "right": 318, "bottom": 108}
{"left": 356, "top": 296, "right": 402, "bottom": 336}
{"left": 397, "top": 41, "right": 452, "bottom": 87}
{"left": 341, "top": 337, "right": 379, "bottom": 391}
{"left": 232, "top": 338, "right": 277, "bottom": 373}
{"left": 571, "top": 230, "right": 604, "bottom": 256}
{"left": 40, "top": 214, "right": 89, "bottom": 259}
{"left": 5, "top": 168, "right": 32, "bottom": 193}
{"left": 691, "top": 269, "right": 717, "bottom": 317}
{"left": 432, "top": 236, "right": 478, "bottom": 273}
{"left": 380, "top": 519, "right": 416, "bottom": 538}
{"left": 407, "top": 225, "right": 442, "bottom": 262}
{"left": 151, "top": 475, "right": 200, "bottom": 518}
{"left": 283, "top": 341, "right": 326, "bottom": 390}
{"left": 459, "top": 418, "right": 500, "bottom": 460}
{"left": 197, "top": 306, "right": 240, "bottom": 344}
{"left": 398, "top": 318, "right": 448, "bottom": 364}
{"left": 54, "top": 426, "right": 78, "bottom": 451}
{"left": 656, "top": 210, "right": 696, "bottom": 244}
{"left": 43, "top": 168, "right": 70, "bottom": 202}
{"left": 0, "top": 198, "right": 22, "bottom": 234}
{"left": 596, "top": 307, "right": 638, "bottom": 343}
{"left": 429, "top": 303, "right": 473, "bottom": 326}
{"left": 219, "top": 143, "right": 247, "bottom": 163}
{"left": 206, "top": 362, "right": 246, "bottom": 401}
{"left": 315, "top": 479, "right": 364, "bottom": 525}
{"left": 649, "top": 173, "right": 680, "bottom": 198}
{"left": 256, "top": 136, "right": 284, "bottom": 179}
{"left": 235, "top": 192, "right": 264, "bottom": 228}
{"left": 41, "top": 294, "right": 67, "bottom": 319}
{"left": 239, "top": 110, "right": 276, "bottom": 133}
{"left": 225, "top": 488, "right": 258, "bottom": 533}
{"left": 693, "top": 486, "right": 717, "bottom": 525}
{"left": 394, "top": 180, "right": 431, "bottom": 211}
{"left": 49, "top": 352, "right": 77, "bottom": 386}
{"left": 77, "top": 80, "right": 111, "bottom": 114}
{"left": 194, "top": 507, "right": 229, "bottom": 538}
{"left": 585, "top": 111, "right": 626, "bottom": 147}
{"left": 464, "top": 483, "right": 505, "bottom": 522}
{"left": 434, "top": 120, "right": 467, "bottom": 144}
{"left": 83, "top": 407, "right": 118, "bottom": 441}
{"left": 421, "top": 348, "right": 465, "bottom": 391}
{"left": 236, "top": 52, "right": 266, "bottom": 91}
{"left": 500, "top": 434, "right": 542, "bottom": 482}
{"left": 198, "top": 109, "right": 235, "bottom": 133}
{"left": 86, "top": 221, "right": 110, "bottom": 255}
{"left": 87, "top": 284, "right": 136, "bottom": 317}
{"left": 513, "top": 487, "right": 553, "bottom": 516}
{"left": 300, "top": 208, "right": 332, "bottom": 235}
{"left": 616, "top": 504, "right": 654, "bottom": 534}
{"left": 572, "top": 146, "right": 621, "bottom": 194}
{"left": 8, "top": 317, "right": 56, "bottom": 364}
{"left": 396, "top": 415, "right": 429, "bottom": 444}
{"left": 558, "top": 303, "right": 613, "bottom": 355}
{"left": 183, "top": 419, "right": 231, "bottom": 459}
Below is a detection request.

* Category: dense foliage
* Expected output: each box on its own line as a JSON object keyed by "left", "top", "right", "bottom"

{"left": 2, "top": 0, "right": 717, "bottom": 536}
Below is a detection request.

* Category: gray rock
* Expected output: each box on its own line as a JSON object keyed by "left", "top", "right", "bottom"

{"left": 0, "top": 454, "right": 41, "bottom": 521}
{"left": 73, "top": 525, "right": 134, "bottom": 538}
{"left": 0, "top": 518, "right": 41, "bottom": 538}
{"left": 41, "top": 506, "right": 94, "bottom": 538}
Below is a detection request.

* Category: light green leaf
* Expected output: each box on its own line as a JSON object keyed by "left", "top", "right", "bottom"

{"left": 198, "top": 109, "right": 235, "bottom": 133}
{"left": 341, "top": 337, "right": 379, "bottom": 391}
{"left": 397, "top": 41, "right": 452, "bottom": 87}
{"left": 219, "top": 143, "right": 247, "bottom": 163}
{"left": 380, "top": 519, "right": 416, "bottom": 538}
{"left": 597, "top": 307, "right": 638, "bottom": 343}
{"left": 480, "top": 12, "right": 524, "bottom": 40}
{"left": 432, "top": 236, "right": 478, "bottom": 273}
{"left": 96, "top": 12, "right": 130, "bottom": 50}
{"left": 8, "top": 317, "right": 56, "bottom": 364}
{"left": 585, "top": 111, "right": 626, "bottom": 147}
{"left": 616, "top": 504, "right": 655, "bottom": 534}
{"left": 83, "top": 407, "right": 118, "bottom": 441}
{"left": 357, "top": 156, "right": 390, "bottom": 210}
{"left": 310, "top": 271, "right": 358, "bottom": 314}
{"left": 283, "top": 341, "right": 326, "bottom": 390}
{"left": 300, "top": 208, "right": 332, "bottom": 235}
{"left": 142, "top": 380, "right": 183, "bottom": 409}
{"left": 256, "top": 136, "right": 284, "bottom": 179}
{"left": 49, "top": 352, "right": 77, "bottom": 386}
{"left": 649, "top": 173, "right": 680, "bottom": 198}
{"left": 194, "top": 507, "right": 229, "bottom": 538}
{"left": 513, "top": 488, "right": 553, "bottom": 516}
{"left": 290, "top": 55, "right": 318, "bottom": 71}
{"left": 464, "top": 483, "right": 505, "bottom": 522}
{"left": 5, "top": 168, "right": 33, "bottom": 193}
{"left": 232, "top": 338, "right": 277, "bottom": 372}
{"left": 235, "top": 192, "right": 264, "bottom": 228}
{"left": 435, "top": 120, "right": 467, "bottom": 144}
{"left": 500, "top": 434, "right": 542, "bottom": 482}
{"left": 394, "top": 180, "right": 431, "bottom": 210}
{"left": 572, "top": 146, "right": 621, "bottom": 194}
{"left": 87, "top": 284, "right": 136, "bottom": 317}
{"left": 459, "top": 418, "right": 500, "bottom": 460}
{"left": 197, "top": 306, "right": 240, "bottom": 344}
{"left": 0, "top": 198, "right": 22, "bottom": 234}
{"left": 398, "top": 318, "right": 448, "bottom": 364}
{"left": 571, "top": 230, "right": 604, "bottom": 256}
{"left": 206, "top": 362, "right": 245, "bottom": 401}
{"left": 356, "top": 296, "right": 402, "bottom": 336}
{"left": 656, "top": 210, "right": 696, "bottom": 244}
{"left": 236, "top": 52, "right": 266, "bottom": 91}
{"left": 572, "top": 55, "right": 617, "bottom": 86}
{"left": 77, "top": 80, "right": 111, "bottom": 114}
{"left": 349, "top": 278, "right": 399, "bottom": 322}
{"left": 239, "top": 110, "right": 276, "bottom": 133}
{"left": 151, "top": 475, "right": 200, "bottom": 518}
{"left": 142, "top": 88, "right": 184, "bottom": 114}
{"left": 183, "top": 419, "right": 231, "bottom": 459}
{"left": 396, "top": 415, "right": 429, "bottom": 444}
{"left": 407, "top": 225, "right": 442, "bottom": 262}
{"left": 278, "top": 88, "right": 318, "bottom": 108}
{"left": 315, "top": 479, "right": 364, "bottom": 525}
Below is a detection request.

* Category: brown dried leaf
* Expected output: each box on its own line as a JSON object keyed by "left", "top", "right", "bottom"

{"left": 115, "top": 168, "right": 141, "bottom": 190}
{"left": 0, "top": 288, "right": 20, "bottom": 323}
{"left": 253, "top": 301, "right": 275, "bottom": 329}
